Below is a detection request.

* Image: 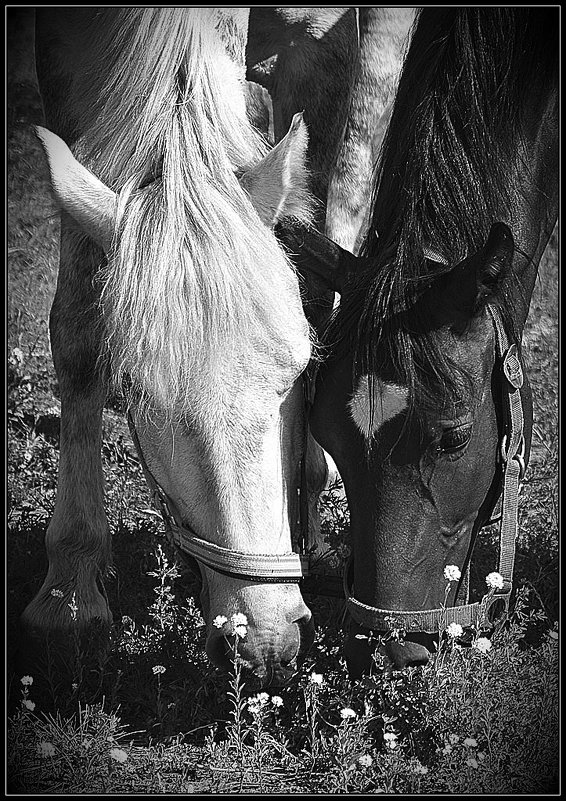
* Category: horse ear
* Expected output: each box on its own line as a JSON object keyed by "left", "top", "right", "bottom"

{"left": 475, "top": 222, "right": 514, "bottom": 307}
{"left": 35, "top": 126, "right": 117, "bottom": 251}
{"left": 275, "top": 221, "right": 364, "bottom": 294}
{"left": 239, "top": 112, "right": 313, "bottom": 227}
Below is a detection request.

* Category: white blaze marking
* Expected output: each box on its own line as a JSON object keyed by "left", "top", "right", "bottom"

{"left": 349, "top": 375, "right": 409, "bottom": 439}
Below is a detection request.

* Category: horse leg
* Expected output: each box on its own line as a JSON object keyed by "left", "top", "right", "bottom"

{"left": 20, "top": 217, "right": 111, "bottom": 682}
{"left": 304, "top": 431, "right": 334, "bottom": 569}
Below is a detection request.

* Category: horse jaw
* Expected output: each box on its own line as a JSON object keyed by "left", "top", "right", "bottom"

{"left": 35, "top": 126, "right": 116, "bottom": 251}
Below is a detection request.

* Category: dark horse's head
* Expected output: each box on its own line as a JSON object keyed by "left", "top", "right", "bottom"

{"left": 288, "top": 8, "right": 558, "bottom": 676}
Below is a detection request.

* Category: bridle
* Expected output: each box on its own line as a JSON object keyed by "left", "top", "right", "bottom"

{"left": 343, "top": 302, "right": 527, "bottom": 635}
{"left": 127, "top": 415, "right": 307, "bottom": 584}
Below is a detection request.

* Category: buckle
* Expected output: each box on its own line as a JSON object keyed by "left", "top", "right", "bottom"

{"left": 500, "top": 434, "right": 526, "bottom": 479}
{"left": 503, "top": 344, "right": 524, "bottom": 389}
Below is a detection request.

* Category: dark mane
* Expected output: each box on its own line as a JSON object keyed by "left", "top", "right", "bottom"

{"left": 328, "top": 8, "right": 558, "bottom": 416}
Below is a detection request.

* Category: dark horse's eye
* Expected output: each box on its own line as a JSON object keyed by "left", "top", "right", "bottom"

{"left": 436, "top": 424, "right": 473, "bottom": 455}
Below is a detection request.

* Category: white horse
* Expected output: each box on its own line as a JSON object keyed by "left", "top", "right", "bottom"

{"left": 24, "top": 8, "right": 317, "bottom": 688}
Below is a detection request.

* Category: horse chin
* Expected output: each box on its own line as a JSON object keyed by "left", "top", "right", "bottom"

{"left": 345, "top": 623, "right": 433, "bottom": 678}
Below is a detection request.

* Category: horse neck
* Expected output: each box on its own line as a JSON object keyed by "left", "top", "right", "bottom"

{"left": 507, "top": 88, "right": 558, "bottom": 334}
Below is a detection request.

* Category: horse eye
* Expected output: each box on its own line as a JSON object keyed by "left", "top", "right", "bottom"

{"left": 436, "top": 424, "right": 473, "bottom": 454}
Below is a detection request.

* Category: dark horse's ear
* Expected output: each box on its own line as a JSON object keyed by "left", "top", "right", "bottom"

{"left": 475, "top": 222, "right": 514, "bottom": 308}
{"left": 274, "top": 220, "right": 365, "bottom": 294}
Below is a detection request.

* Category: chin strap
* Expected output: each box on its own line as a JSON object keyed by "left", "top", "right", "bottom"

{"left": 345, "top": 303, "right": 526, "bottom": 634}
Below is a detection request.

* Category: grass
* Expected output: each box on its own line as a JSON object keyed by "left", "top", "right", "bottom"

{"left": 7, "top": 9, "right": 559, "bottom": 795}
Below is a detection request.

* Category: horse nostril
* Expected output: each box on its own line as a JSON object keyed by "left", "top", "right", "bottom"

{"left": 295, "top": 612, "right": 315, "bottom": 660}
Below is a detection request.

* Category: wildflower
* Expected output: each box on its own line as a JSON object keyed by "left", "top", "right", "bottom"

{"left": 448, "top": 734, "right": 460, "bottom": 745}
{"left": 231, "top": 612, "right": 248, "bottom": 627}
{"left": 474, "top": 637, "right": 492, "bottom": 653}
{"left": 413, "top": 762, "right": 428, "bottom": 775}
{"left": 384, "top": 732, "right": 398, "bottom": 750}
{"left": 463, "top": 737, "right": 477, "bottom": 747}
{"left": 441, "top": 744, "right": 453, "bottom": 755}
{"left": 485, "top": 571, "right": 504, "bottom": 590}
{"left": 22, "top": 699, "right": 35, "bottom": 711}
{"left": 68, "top": 592, "right": 78, "bottom": 622}
{"left": 358, "top": 754, "right": 373, "bottom": 768}
{"left": 340, "top": 707, "right": 357, "bottom": 720}
{"left": 50, "top": 589, "right": 64, "bottom": 598}
{"left": 37, "top": 742, "right": 56, "bottom": 758}
{"left": 444, "top": 565, "right": 461, "bottom": 582}
{"left": 271, "top": 695, "right": 284, "bottom": 708}
{"left": 466, "top": 757, "right": 479, "bottom": 768}
{"left": 212, "top": 615, "right": 228, "bottom": 629}
{"left": 309, "top": 672, "right": 324, "bottom": 685}
{"left": 20, "top": 676, "right": 33, "bottom": 687}
{"left": 109, "top": 747, "right": 128, "bottom": 763}
{"left": 477, "top": 752, "right": 486, "bottom": 762}
{"left": 152, "top": 665, "right": 166, "bottom": 675}
{"left": 446, "top": 622, "right": 464, "bottom": 639}
{"left": 234, "top": 625, "right": 247, "bottom": 638}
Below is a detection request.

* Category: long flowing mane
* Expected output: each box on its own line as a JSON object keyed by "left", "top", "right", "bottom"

{"left": 73, "top": 8, "right": 310, "bottom": 413}
{"left": 330, "top": 8, "right": 558, "bottom": 416}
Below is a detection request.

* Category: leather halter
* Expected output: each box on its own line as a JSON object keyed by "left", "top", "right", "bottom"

{"left": 344, "top": 303, "right": 527, "bottom": 634}
{"left": 127, "top": 415, "right": 306, "bottom": 584}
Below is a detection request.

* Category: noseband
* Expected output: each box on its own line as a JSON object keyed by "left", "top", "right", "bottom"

{"left": 344, "top": 303, "right": 527, "bottom": 635}
{"left": 127, "top": 415, "right": 306, "bottom": 584}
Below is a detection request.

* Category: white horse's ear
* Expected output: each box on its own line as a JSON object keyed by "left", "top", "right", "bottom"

{"left": 239, "top": 112, "right": 313, "bottom": 227}
{"left": 35, "top": 126, "right": 117, "bottom": 251}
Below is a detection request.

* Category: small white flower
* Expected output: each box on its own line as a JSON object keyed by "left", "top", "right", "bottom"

{"left": 22, "top": 699, "right": 35, "bottom": 711}
{"left": 257, "top": 692, "right": 269, "bottom": 704}
{"left": 446, "top": 622, "right": 464, "bottom": 639}
{"left": 37, "top": 742, "right": 56, "bottom": 758}
{"left": 271, "top": 695, "right": 284, "bottom": 708}
{"left": 234, "top": 625, "right": 247, "bottom": 638}
{"left": 444, "top": 565, "right": 461, "bottom": 582}
{"left": 50, "top": 589, "right": 64, "bottom": 598}
{"left": 340, "top": 707, "right": 357, "bottom": 720}
{"left": 463, "top": 737, "right": 477, "bottom": 748}
{"left": 212, "top": 615, "right": 228, "bottom": 629}
{"left": 309, "top": 672, "right": 324, "bottom": 685}
{"left": 152, "top": 665, "right": 166, "bottom": 675}
{"left": 466, "top": 757, "right": 479, "bottom": 768}
{"left": 485, "top": 572, "right": 504, "bottom": 590}
{"left": 448, "top": 734, "right": 460, "bottom": 745}
{"left": 358, "top": 754, "right": 373, "bottom": 767}
{"left": 413, "top": 762, "right": 428, "bottom": 775}
{"left": 383, "top": 732, "right": 398, "bottom": 741}
{"left": 477, "top": 752, "right": 486, "bottom": 762}
{"left": 20, "top": 676, "right": 33, "bottom": 686}
{"left": 442, "top": 744, "right": 453, "bottom": 755}
{"left": 109, "top": 747, "right": 128, "bottom": 763}
{"left": 473, "top": 637, "right": 492, "bottom": 653}
{"left": 231, "top": 612, "right": 248, "bottom": 627}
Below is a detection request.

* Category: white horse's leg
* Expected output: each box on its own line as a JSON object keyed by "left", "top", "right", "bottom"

{"left": 304, "top": 431, "right": 332, "bottom": 567}
{"left": 21, "top": 216, "right": 112, "bottom": 647}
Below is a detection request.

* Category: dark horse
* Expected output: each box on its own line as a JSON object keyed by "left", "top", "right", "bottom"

{"left": 305, "top": 8, "right": 558, "bottom": 675}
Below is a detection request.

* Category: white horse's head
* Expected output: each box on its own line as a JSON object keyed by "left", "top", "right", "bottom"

{"left": 37, "top": 111, "right": 316, "bottom": 687}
